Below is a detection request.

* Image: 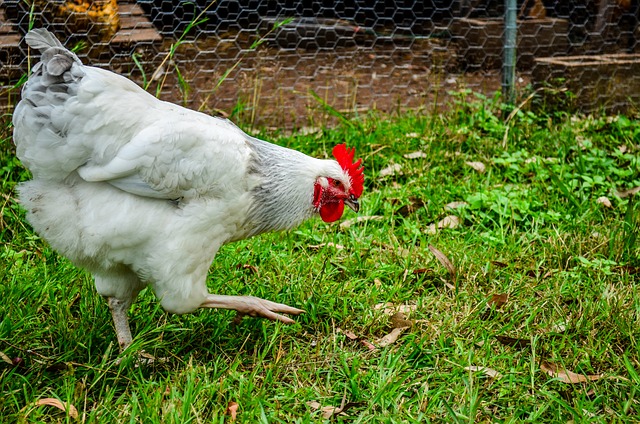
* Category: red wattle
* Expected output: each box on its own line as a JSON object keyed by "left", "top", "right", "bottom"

{"left": 319, "top": 201, "right": 345, "bottom": 223}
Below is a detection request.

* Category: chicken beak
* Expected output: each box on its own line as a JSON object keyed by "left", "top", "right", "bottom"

{"left": 344, "top": 194, "right": 360, "bottom": 213}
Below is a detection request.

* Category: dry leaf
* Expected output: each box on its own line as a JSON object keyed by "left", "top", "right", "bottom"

{"left": 360, "top": 339, "right": 376, "bottom": 351}
{"left": 238, "top": 264, "right": 259, "bottom": 274}
{"left": 308, "top": 242, "right": 345, "bottom": 250}
{"left": 34, "top": 398, "right": 78, "bottom": 419}
{"left": 342, "top": 329, "right": 358, "bottom": 340}
{"left": 428, "top": 245, "right": 456, "bottom": 277}
{"left": 488, "top": 293, "right": 508, "bottom": 309}
{"left": 596, "top": 196, "right": 613, "bottom": 208}
{"left": 226, "top": 401, "right": 239, "bottom": 421}
{"left": 426, "top": 215, "right": 461, "bottom": 234}
{"left": 465, "top": 365, "right": 503, "bottom": 379}
{"left": 396, "top": 197, "right": 426, "bottom": 217}
{"left": 379, "top": 163, "right": 403, "bottom": 177}
{"left": 0, "top": 351, "right": 13, "bottom": 365}
{"left": 616, "top": 186, "right": 640, "bottom": 198}
{"left": 540, "top": 362, "right": 604, "bottom": 384}
{"left": 373, "top": 302, "right": 417, "bottom": 316}
{"left": 444, "top": 201, "right": 468, "bottom": 211}
{"left": 377, "top": 327, "right": 409, "bottom": 347}
{"left": 390, "top": 312, "right": 413, "bottom": 328}
{"left": 307, "top": 398, "right": 362, "bottom": 419}
{"left": 403, "top": 151, "right": 427, "bottom": 159}
{"left": 405, "top": 132, "right": 420, "bottom": 138}
{"left": 491, "top": 260, "right": 508, "bottom": 268}
{"left": 465, "top": 161, "right": 486, "bottom": 173}
{"left": 339, "top": 215, "right": 383, "bottom": 228}
{"left": 495, "top": 335, "right": 531, "bottom": 349}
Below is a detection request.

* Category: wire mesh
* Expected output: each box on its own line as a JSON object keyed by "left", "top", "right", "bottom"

{"left": 1, "top": 0, "right": 639, "bottom": 128}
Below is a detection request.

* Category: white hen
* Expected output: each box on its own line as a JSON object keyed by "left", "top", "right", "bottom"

{"left": 13, "top": 29, "right": 364, "bottom": 350}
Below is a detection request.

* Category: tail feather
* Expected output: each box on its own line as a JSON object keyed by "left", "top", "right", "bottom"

{"left": 25, "top": 28, "right": 65, "bottom": 52}
{"left": 25, "top": 28, "right": 80, "bottom": 77}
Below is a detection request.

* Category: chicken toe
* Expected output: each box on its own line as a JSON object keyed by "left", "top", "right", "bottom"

{"left": 200, "top": 295, "right": 304, "bottom": 324}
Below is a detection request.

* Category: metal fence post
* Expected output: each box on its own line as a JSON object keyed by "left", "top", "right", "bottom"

{"left": 503, "top": 0, "right": 517, "bottom": 106}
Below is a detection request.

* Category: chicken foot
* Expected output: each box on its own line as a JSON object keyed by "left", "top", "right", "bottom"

{"left": 200, "top": 295, "right": 304, "bottom": 324}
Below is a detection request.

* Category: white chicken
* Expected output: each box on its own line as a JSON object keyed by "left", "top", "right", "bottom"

{"left": 13, "top": 29, "right": 364, "bottom": 351}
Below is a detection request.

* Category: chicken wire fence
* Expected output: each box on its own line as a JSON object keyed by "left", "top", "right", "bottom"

{"left": 1, "top": 0, "right": 639, "bottom": 128}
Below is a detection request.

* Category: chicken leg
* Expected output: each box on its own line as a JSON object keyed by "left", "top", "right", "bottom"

{"left": 200, "top": 295, "right": 304, "bottom": 324}
{"left": 107, "top": 297, "right": 134, "bottom": 350}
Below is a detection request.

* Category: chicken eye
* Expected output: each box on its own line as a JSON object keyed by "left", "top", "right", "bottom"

{"left": 333, "top": 179, "right": 342, "bottom": 188}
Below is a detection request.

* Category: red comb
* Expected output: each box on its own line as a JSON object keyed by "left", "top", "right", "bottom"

{"left": 332, "top": 144, "right": 364, "bottom": 198}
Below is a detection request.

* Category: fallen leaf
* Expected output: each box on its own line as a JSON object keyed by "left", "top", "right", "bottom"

{"left": 428, "top": 245, "right": 456, "bottom": 277}
{"left": 226, "top": 401, "right": 239, "bottom": 421}
{"left": 465, "top": 365, "right": 503, "bottom": 379}
{"left": 339, "top": 215, "right": 383, "bottom": 229}
{"left": 0, "top": 351, "right": 13, "bottom": 365}
{"left": 360, "top": 339, "right": 376, "bottom": 351}
{"left": 308, "top": 242, "right": 345, "bottom": 250}
{"left": 488, "top": 293, "right": 508, "bottom": 309}
{"left": 379, "top": 163, "right": 403, "bottom": 177}
{"left": 403, "top": 150, "right": 427, "bottom": 159}
{"left": 34, "top": 398, "right": 78, "bottom": 419}
{"left": 238, "top": 264, "right": 259, "bottom": 274}
{"left": 426, "top": 215, "right": 461, "bottom": 234}
{"left": 444, "top": 201, "right": 468, "bottom": 211}
{"left": 342, "top": 329, "right": 358, "bottom": 340}
{"left": 307, "top": 397, "right": 363, "bottom": 419}
{"left": 616, "top": 186, "right": 640, "bottom": 198}
{"left": 405, "top": 132, "right": 420, "bottom": 138}
{"left": 491, "top": 260, "right": 508, "bottom": 268}
{"left": 396, "top": 197, "right": 426, "bottom": 217}
{"left": 465, "top": 161, "right": 486, "bottom": 173}
{"left": 596, "top": 196, "right": 613, "bottom": 208}
{"left": 495, "top": 335, "right": 531, "bottom": 349}
{"left": 377, "top": 327, "right": 409, "bottom": 347}
{"left": 540, "top": 362, "right": 604, "bottom": 384}
{"left": 390, "top": 312, "right": 413, "bottom": 328}
{"left": 373, "top": 302, "right": 417, "bottom": 316}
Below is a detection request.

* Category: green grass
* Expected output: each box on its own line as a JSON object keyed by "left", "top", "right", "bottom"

{"left": 1, "top": 94, "right": 639, "bottom": 423}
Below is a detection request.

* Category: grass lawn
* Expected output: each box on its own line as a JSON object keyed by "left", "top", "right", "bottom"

{"left": 1, "top": 91, "right": 639, "bottom": 422}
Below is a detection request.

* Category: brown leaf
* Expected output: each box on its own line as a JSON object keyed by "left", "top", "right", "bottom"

{"left": 465, "top": 161, "right": 486, "bottom": 173}
{"left": 0, "top": 351, "right": 13, "bottom": 365}
{"left": 495, "top": 335, "right": 531, "bottom": 349}
{"left": 596, "top": 196, "right": 613, "bottom": 208}
{"left": 412, "top": 268, "right": 432, "bottom": 275}
{"left": 237, "top": 264, "right": 259, "bottom": 274}
{"left": 488, "top": 293, "right": 508, "bottom": 309}
{"left": 396, "top": 197, "right": 426, "bottom": 217}
{"left": 360, "top": 339, "right": 377, "bottom": 351}
{"left": 444, "top": 201, "right": 469, "bottom": 211}
{"left": 540, "top": 362, "right": 604, "bottom": 384}
{"left": 426, "top": 215, "right": 461, "bottom": 234}
{"left": 428, "top": 245, "right": 456, "bottom": 277}
{"left": 34, "top": 398, "right": 78, "bottom": 419}
{"left": 342, "top": 329, "right": 359, "bottom": 340}
{"left": 390, "top": 312, "right": 413, "bottom": 328}
{"left": 465, "top": 365, "right": 503, "bottom": 379}
{"left": 616, "top": 186, "right": 640, "bottom": 198}
{"left": 307, "top": 397, "right": 363, "bottom": 419}
{"left": 373, "top": 302, "right": 417, "bottom": 316}
{"left": 491, "top": 260, "right": 508, "bottom": 268}
{"left": 377, "top": 327, "right": 409, "bottom": 347}
{"left": 226, "top": 401, "right": 239, "bottom": 421}
{"left": 379, "top": 163, "right": 403, "bottom": 177}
